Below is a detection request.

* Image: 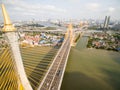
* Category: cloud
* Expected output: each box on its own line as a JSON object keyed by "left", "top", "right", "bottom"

{"left": 66, "top": 0, "right": 79, "bottom": 2}
{"left": 1, "top": 0, "right": 120, "bottom": 21}
{"left": 86, "top": 3, "right": 100, "bottom": 11}
{"left": 108, "top": 7, "right": 115, "bottom": 12}
{"left": 1, "top": 0, "right": 66, "bottom": 20}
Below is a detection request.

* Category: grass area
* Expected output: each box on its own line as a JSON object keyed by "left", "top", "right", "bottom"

{"left": 61, "top": 37, "right": 120, "bottom": 90}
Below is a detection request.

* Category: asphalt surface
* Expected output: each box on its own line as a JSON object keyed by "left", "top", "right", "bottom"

{"left": 39, "top": 37, "right": 71, "bottom": 90}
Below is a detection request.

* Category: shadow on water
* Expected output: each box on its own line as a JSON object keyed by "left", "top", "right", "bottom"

{"left": 61, "top": 72, "right": 114, "bottom": 90}
{"left": 28, "top": 46, "right": 59, "bottom": 89}
{"left": 61, "top": 63, "right": 120, "bottom": 90}
{"left": 102, "top": 51, "right": 120, "bottom": 90}
{"left": 101, "top": 69, "right": 120, "bottom": 90}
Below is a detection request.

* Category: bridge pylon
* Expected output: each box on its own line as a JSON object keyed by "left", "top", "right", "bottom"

{"left": 67, "top": 23, "right": 74, "bottom": 46}
{"left": 1, "top": 4, "right": 33, "bottom": 90}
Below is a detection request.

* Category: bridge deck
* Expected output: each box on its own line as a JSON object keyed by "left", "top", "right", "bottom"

{"left": 38, "top": 38, "right": 71, "bottom": 90}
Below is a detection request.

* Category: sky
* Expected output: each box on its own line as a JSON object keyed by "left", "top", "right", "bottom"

{"left": 0, "top": 0, "right": 120, "bottom": 21}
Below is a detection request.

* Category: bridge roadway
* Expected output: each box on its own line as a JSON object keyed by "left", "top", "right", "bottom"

{"left": 38, "top": 36, "right": 71, "bottom": 90}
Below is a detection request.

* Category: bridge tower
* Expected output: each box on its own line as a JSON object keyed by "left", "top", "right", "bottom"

{"left": 1, "top": 4, "right": 32, "bottom": 90}
{"left": 68, "top": 23, "right": 74, "bottom": 46}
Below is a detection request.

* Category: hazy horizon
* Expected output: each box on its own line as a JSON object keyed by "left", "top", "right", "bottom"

{"left": 0, "top": 0, "right": 120, "bottom": 21}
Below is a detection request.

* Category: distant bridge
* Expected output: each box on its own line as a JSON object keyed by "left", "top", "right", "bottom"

{"left": 18, "top": 29, "right": 66, "bottom": 33}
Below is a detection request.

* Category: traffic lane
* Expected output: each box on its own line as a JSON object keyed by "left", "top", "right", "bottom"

{"left": 40, "top": 40, "right": 68, "bottom": 89}
{"left": 49, "top": 41, "right": 70, "bottom": 90}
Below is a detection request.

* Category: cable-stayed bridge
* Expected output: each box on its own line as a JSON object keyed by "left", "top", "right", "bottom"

{"left": 0, "top": 4, "right": 73, "bottom": 90}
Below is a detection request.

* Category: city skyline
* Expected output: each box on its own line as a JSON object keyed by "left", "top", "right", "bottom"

{"left": 0, "top": 0, "right": 120, "bottom": 21}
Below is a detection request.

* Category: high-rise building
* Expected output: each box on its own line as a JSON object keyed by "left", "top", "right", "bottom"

{"left": 103, "top": 16, "right": 110, "bottom": 30}
{"left": 103, "top": 16, "right": 107, "bottom": 29}
{"left": 106, "top": 16, "right": 110, "bottom": 29}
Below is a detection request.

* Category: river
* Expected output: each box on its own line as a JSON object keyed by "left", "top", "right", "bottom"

{"left": 61, "top": 36, "right": 120, "bottom": 90}
{"left": 75, "top": 36, "right": 88, "bottom": 50}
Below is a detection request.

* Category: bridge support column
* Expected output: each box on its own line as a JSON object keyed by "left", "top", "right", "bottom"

{"left": 5, "top": 32, "right": 33, "bottom": 90}
{"left": 1, "top": 4, "right": 33, "bottom": 90}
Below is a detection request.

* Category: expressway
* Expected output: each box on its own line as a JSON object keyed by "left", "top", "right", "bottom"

{"left": 38, "top": 35, "right": 71, "bottom": 90}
